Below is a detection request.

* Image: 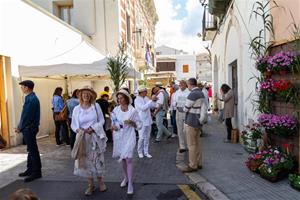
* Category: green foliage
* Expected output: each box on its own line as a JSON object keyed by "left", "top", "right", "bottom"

{"left": 249, "top": 0, "right": 278, "bottom": 58}
{"left": 106, "top": 43, "right": 129, "bottom": 92}
{"left": 289, "top": 174, "right": 300, "bottom": 189}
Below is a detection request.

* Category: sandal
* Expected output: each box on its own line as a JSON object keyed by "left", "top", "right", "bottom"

{"left": 85, "top": 184, "right": 95, "bottom": 196}
{"left": 99, "top": 182, "right": 107, "bottom": 192}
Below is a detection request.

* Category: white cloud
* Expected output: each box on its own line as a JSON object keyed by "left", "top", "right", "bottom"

{"left": 154, "top": 0, "right": 208, "bottom": 54}
{"left": 175, "top": 3, "right": 181, "bottom": 10}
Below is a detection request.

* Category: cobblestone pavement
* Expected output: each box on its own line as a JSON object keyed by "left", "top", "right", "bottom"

{"left": 0, "top": 134, "right": 208, "bottom": 199}
{"left": 196, "top": 115, "right": 300, "bottom": 200}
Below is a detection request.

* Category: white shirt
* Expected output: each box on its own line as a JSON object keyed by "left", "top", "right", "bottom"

{"left": 202, "top": 88, "right": 209, "bottom": 108}
{"left": 134, "top": 95, "right": 156, "bottom": 126}
{"left": 156, "top": 89, "right": 165, "bottom": 108}
{"left": 173, "top": 88, "right": 190, "bottom": 112}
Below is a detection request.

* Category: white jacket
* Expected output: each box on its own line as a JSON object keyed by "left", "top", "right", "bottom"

{"left": 134, "top": 95, "right": 156, "bottom": 126}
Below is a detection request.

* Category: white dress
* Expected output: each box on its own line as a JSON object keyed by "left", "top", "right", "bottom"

{"left": 71, "top": 104, "right": 107, "bottom": 178}
{"left": 112, "top": 105, "right": 141, "bottom": 161}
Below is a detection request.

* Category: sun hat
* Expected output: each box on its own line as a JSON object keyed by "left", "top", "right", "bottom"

{"left": 138, "top": 85, "right": 148, "bottom": 93}
{"left": 78, "top": 86, "right": 97, "bottom": 102}
{"left": 155, "top": 82, "right": 163, "bottom": 87}
{"left": 113, "top": 89, "right": 132, "bottom": 105}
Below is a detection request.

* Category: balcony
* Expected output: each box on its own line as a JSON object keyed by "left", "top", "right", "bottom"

{"left": 202, "top": 7, "right": 218, "bottom": 41}
{"left": 208, "top": 0, "right": 231, "bottom": 17}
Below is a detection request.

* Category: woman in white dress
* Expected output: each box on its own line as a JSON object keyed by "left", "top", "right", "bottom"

{"left": 71, "top": 86, "right": 107, "bottom": 196}
{"left": 112, "top": 89, "right": 141, "bottom": 196}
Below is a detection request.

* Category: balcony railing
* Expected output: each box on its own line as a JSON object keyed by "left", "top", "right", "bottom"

{"left": 208, "top": 0, "right": 231, "bottom": 17}
{"left": 203, "top": 7, "right": 217, "bottom": 30}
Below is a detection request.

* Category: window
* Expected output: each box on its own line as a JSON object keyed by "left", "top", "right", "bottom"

{"left": 58, "top": 5, "right": 73, "bottom": 25}
{"left": 182, "top": 64, "right": 189, "bottom": 73}
{"left": 157, "top": 62, "right": 175, "bottom": 72}
{"left": 126, "top": 13, "right": 131, "bottom": 44}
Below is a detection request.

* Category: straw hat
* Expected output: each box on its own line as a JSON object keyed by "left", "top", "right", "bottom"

{"left": 78, "top": 86, "right": 97, "bottom": 102}
{"left": 138, "top": 85, "right": 148, "bottom": 93}
{"left": 155, "top": 82, "right": 163, "bottom": 87}
{"left": 113, "top": 89, "right": 132, "bottom": 105}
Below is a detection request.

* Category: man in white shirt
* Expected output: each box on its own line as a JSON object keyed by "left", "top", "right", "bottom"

{"left": 134, "top": 86, "right": 157, "bottom": 158}
{"left": 153, "top": 85, "right": 172, "bottom": 142}
{"left": 173, "top": 80, "right": 190, "bottom": 153}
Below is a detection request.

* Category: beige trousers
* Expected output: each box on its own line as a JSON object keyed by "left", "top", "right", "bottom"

{"left": 176, "top": 111, "right": 187, "bottom": 150}
{"left": 185, "top": 124, "right": 202, "bottom": 169}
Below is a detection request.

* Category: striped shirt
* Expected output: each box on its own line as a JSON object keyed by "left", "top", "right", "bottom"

{"left": 184, "top": 87, "right": 206, "bottom": 128}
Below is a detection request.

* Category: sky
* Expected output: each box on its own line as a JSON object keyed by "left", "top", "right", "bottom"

{"left": 154, "top": 0, "right": 209, "bottom": 54}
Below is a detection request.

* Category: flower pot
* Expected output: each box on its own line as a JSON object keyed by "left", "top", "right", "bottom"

{"left": 263, "top": 71, "right": 272, "bottom": 78}
{"left": 246, "top": 160, "right": 262, "bottom": 172}
{"left": 279, "top": 70, "right": 288, "bottom": 75}
{"left": 260, "top": 170, "right": 288, "bottom": 182}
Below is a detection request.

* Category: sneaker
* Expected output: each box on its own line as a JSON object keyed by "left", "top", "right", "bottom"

{"left": 154, "top": 140, "right": 160, "bottom": 143}
{"left": 181, "top": 166, "right": 198, "bottom": 173}
{"left": 138, "top": 154, "right": 144, "bottom": 158}
{"left": 127, "top": 184, "right": 134, "bottom": 195}
{"left": 171, "top": 134, "right": 177, "bottom": 138}
{"left": 145, "top": 154, "right": 152, "bottom": 158}
{"left": 120, "top": 179, "right": 128, "bottom": 188}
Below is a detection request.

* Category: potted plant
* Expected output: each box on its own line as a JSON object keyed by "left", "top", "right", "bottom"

{"left": 257, "top": 114, "right": 297, "bottom": 137}
{"left": 258, "top": 148, "right": 294, "bottom": 182}
{"left": 241, "top": 123, "right": 264, "bottom": 153}
{"left": 289, "top": 174, "right": 300, "bottom": 191}
{"left": 268, "top": 51, "right": 297, "bottom": 74}
{"left": 256, "top": 55, "right": 271, "bottom": 76}
{"left": 245, "top": 150, "right": 266, "bottom": 172}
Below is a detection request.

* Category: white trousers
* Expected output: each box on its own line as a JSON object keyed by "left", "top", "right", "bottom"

{"left": 137, "top": 125, "right": 151, "bottom": 155}
{"left": 176, "top": 111, "right": 187, "bottom": 150}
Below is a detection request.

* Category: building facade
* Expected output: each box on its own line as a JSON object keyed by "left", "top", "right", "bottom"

{"left": 202, "top": 0, "right": 299, "bottom": 130}
{"left": 153, "top": 45, "right": 209, "bottom": 82}
{"left": 31, "top": 0, "right": 158, "bottom": 78}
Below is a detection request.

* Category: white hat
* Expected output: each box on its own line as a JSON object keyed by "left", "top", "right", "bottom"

{"left": 138, "top": 85, "right": 148, "bottom": 92}
{"left": 113, "top": 89, "right": 132, "bottom": 105}
{"left": 155, "top": 82, "right": 163, "bottom": 87}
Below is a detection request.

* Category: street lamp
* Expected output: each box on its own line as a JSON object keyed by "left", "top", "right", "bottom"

{"left": 199, "top": 0, "right": 207, "bottom": 6}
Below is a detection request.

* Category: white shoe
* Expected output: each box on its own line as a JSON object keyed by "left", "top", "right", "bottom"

{"left": 120, "top": 179, "right": 128, "bottom": 188}
{"left": 127, "top": 184, "right": 134, "bottom": 195}
{"left": 145, "top": 154, "right": 152, "bottom": 158}
{"left": 171, "top": 134, "right": 177, "bottom": 138}
{"left": 138, "top": 153, "right": 144, "bottom": 158}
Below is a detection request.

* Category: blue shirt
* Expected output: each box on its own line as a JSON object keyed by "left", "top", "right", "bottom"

{"left": 52, "top": 95, "right": 64, "bottom": 112}
{"left": 18, "top": 92, "right": 40, "bottom": 131}
{"left": 67, "top": 97, "right": 79, "bottom": 118}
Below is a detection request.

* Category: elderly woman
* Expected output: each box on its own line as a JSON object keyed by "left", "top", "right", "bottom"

{"left": 111, "top": 89, "right": 141, "bottom": 196}
{"left": 71, "top": 86, "right": 107, "bottom": 196}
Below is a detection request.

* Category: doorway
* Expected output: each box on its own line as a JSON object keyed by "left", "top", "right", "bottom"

{"left": 0, "top": 55, "right": 10, "bottom": 148}
{"left": 230, "top": 60, "right": 238, "bottom": 105}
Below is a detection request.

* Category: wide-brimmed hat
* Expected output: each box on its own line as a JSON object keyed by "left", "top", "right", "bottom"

{"left": 113, "top": 89, "right": 132, "bottom": 105}
{"left": 78, "top": 86, "right": 97, "bottom": 102}
{"left": 155, "top": 82, "right": 163, "bottom": 87}
{"left": 138, "top": 85, "right": 148, "bottom": 93}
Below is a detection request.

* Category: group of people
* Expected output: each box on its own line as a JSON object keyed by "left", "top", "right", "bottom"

{"left": 15, "top": 78, "right": 234, "bottom": 197}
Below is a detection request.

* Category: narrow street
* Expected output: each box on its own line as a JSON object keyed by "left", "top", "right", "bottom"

{"left": 0, "top": 134, "right": 208, "bottom": 200}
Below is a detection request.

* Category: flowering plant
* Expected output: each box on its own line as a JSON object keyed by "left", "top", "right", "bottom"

{"left": 258, "top": 147, "right": 294, "bottom": 180}
{"left": 257, "top": 114, "right": 297, "bottom": 137}
{"left": 268, "top": 51, "right": 297, "bottom": 73}
{"left": 256, "top": 55, "right": 271, "bottom": 73}
{"left": 241, "top": 123, "right": 264, "bottom": 153}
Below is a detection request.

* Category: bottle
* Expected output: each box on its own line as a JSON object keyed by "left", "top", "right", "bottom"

{"left": 112, "top": 112, "right": 121, "bottom": 130}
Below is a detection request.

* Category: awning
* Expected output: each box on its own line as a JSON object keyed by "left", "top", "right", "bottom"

{"left": 0, "top": 0, "right": 140, "bottom": 79}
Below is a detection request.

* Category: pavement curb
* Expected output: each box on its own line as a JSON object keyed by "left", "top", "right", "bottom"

{"left": 176, "top": 152, "right": 230, "bottom": 200}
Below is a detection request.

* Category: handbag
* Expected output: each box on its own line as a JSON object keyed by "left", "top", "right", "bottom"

{"left": 54, "top": 105, "right": 68, "bottom": 121}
